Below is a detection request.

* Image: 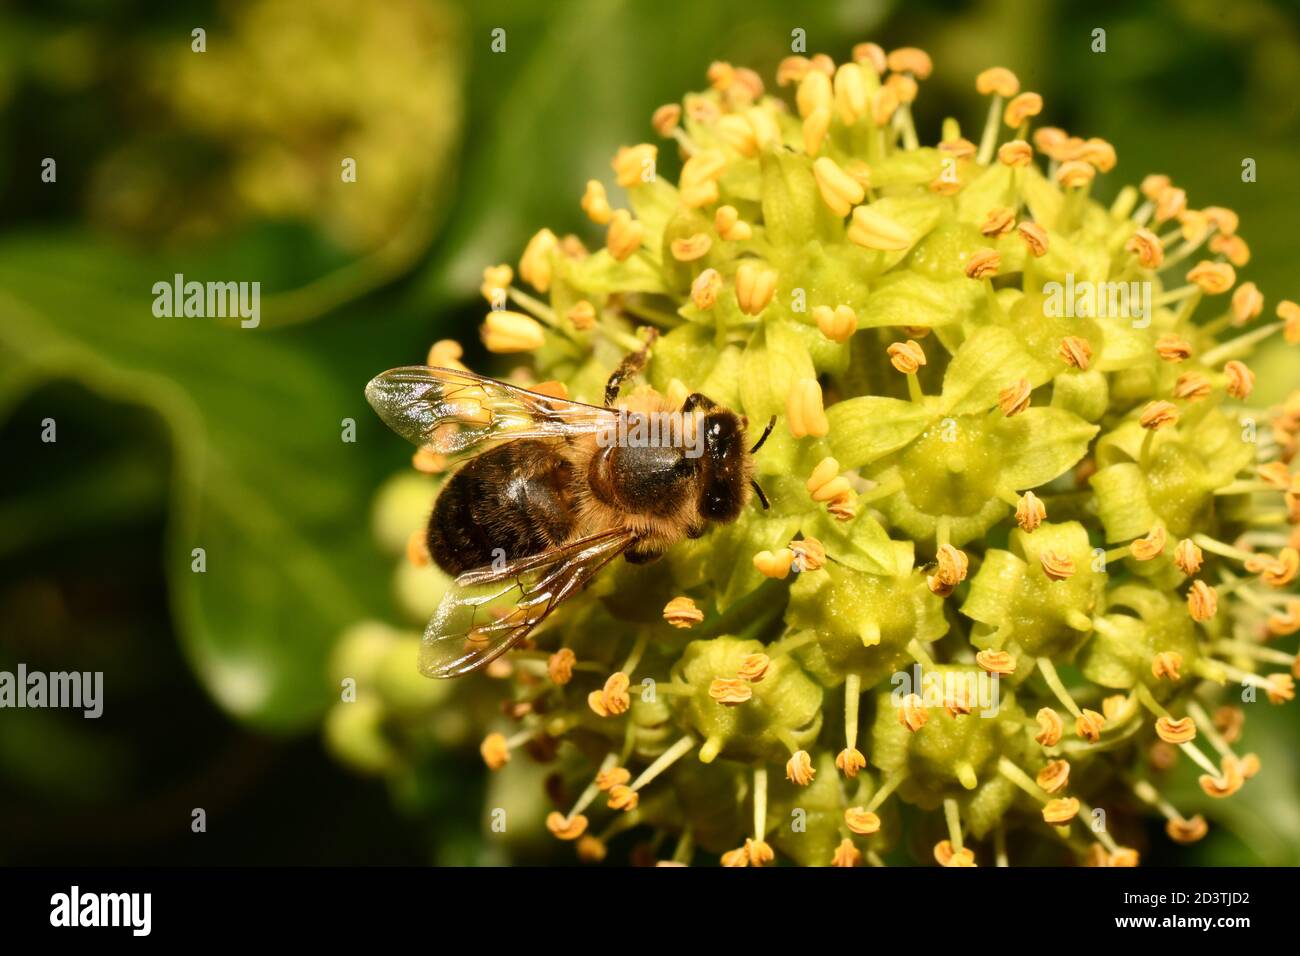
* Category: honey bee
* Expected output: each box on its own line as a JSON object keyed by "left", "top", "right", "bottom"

{"left": 366, "top": 345, "right": 775, "bottom": 677}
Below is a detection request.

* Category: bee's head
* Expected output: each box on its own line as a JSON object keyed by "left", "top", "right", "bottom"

{"left": 697, "top": 411, "right": 774, "bottom": 523}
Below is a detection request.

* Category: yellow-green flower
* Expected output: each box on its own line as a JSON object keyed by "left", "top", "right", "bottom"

{"left": 340, "top": 51, "right": 1300, "bottom": 867}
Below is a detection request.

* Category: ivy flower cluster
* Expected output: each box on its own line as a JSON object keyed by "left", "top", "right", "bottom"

{"left": 336, "top": 47, "right": 1300, "bottom": 866}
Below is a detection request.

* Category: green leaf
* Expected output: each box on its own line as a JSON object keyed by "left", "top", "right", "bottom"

{"left": 760, "top": 149, "right": 822, "bottom": 248}
{"left": 826, "top": 396, "right": 934, "bottom": 468}
{"left": 940, "top": 325, "right": 1042, "bottom": 415}
{"left": 1089, "top": 463, "right": 1160, "bottom": 542}
{"left": 806, "top": 508, "right": 898, "bottom": 576}
{"left": 860, "top": 271, "right": 982, "bottom": 329}
{"left": 0, "top": 237, "right": 394, "bottom": 730}
{"left": 992, "top": 407, "right": 1099, "bottom": 490}
{"left": 738, "top": 318, "right": 816, "bottom": 422}
{"left": 566, "top": 248, "right": 670, "bottom": 295}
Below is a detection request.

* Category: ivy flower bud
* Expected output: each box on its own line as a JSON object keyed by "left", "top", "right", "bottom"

{"left": 714, "top": 205, "right": 752, "bottom": 241}
{"left": 832, "top": 839, "right": 862, "bottom": 867}
{"left": 981, "top": 206, "right": 1016, "bottom": 237}
{"left": 1277, "top": 300, "right": 1300, "bottom": 344}
{"left": 708, "top": 677, "right": 752, "bottom": 705}
{"left": 566, "top": 300, "right": 596, "bottom": 331}
{"left": 690, "top": 268, "right": 722, "bottom": 309}
{"left": 1016, "top": 491, "right": 1047, "bottom": 531}
{"left": 595, "top": 766, "right": 631, "bottom": 791}
{"left": 1224, "top": 360, "right": 1254, "bottom": 399}
{"left": 518, "top": 228, "right": 557, "bottom": 292}
{"left": 650, "top": 103, "right": 681, "bottom": 137}
{"left": 836, "top": 747, "right": 867, "bottom": 778}
{"left": 1200, "top": 758, "right": 1244, "bottom": 798}
{"left": 887, "top": 339, "right": 926, "bottom": 374}
{"left": 806, "top": 456, "right": 850, "bottom": 502}
{"left": 1055, "top": 161, "right": 1095, "bottom": 189}
{"left": 833, "top": 63, "right": 870, "bottom": 124}
{"left": 1188, "top": 580, "right": 1218, "bottom": 621}
{"left": 844, "top": 807, "right": 882, "bottom": 835}
{"left": 813, "top": 304, "right": 858, "bottom": 343}
{"left": 976, "top": 66, "right": 1020, "bottom": 97}
{"left": 976, "top": 649, "right": 1016, "bottom": 675}
{"left": 1075, "top": 709, "right": 1105, "bottom": 743}
{"left": 1130, "top": 526, "right": 1166, "bottom": 560}
{"left": 813, "top": 156, "right": 866, "bottom": 216}
{"left": 1268, "top": 601, "right": 1300, "bottom": 636}
{"left": 1155, "top": 186, "right": 1187, "bottom": 223}
{"left": 1004, "top": 91, "right": 1043, "bottom": 127}
{"left": 607, "top": 784, "right": 639, "bottom": 811}
{"left": 802, "top": 104, "right": 831, "bottom": 157}
{"left": 852, "top": 42, "right": 887, "bottom": 75}
{"left": 1166, "top": 816, "right": 1209, "bottom": 844}
{"left": 606, "top": 209, "right": 645, "bottom": 261}
{"left": 1186, "top": 260, "right": 1236, "bottom": 294}
{"left": 997, "top": 139, "right": 1033, "bottom": 166}
{"left": 738, "top": 653, "right": 771, "bottom": 682}
{"left": 998, "top": 377, "right": 1031, "bottom": 416}
{"left": 1140, "top": 400, "right": 1179, "bottom": 430}
{"left": 1155, "top": 334, "right": 1192, "bottom": 363}
{"left": 796, "top": 68, "right": 832, "bottom": 119}
{"left": 848, "top": 205, "right": 913, "bottom": 250}
{"left": 611, "top": 143, "right": 656, "bottom": 187}
{"left": 752, "top": 548, "right": 795, "bottom": 579}
{"left": 1262, "top": 549, "right": 1299, "bottom": 588}
{"left": 480, "top": 732, "right": 510, "bottom": 769}
{"left": 965, "top": 248, "right": 1001, "bottom": 280}
{"left": 663, "top": 596, "right": 704, "bottom": 629}
{"left": 1037, "top": 759, "right": 1070, "bottom": 793}
{"left": 1040, "top": 550, "right": 1075, "bottom": 580}
{"left": 887, "top": 46, "right": 933, "bottom": 78}
{"left": 1059, "top": 335, "right": 1091, "bottom": 370}
{"left": 940, "top": 137, "right": 977, "bottom": 160}
{"left": 735, "top": 261, "right": 778, "bottom": 315}
{"left": 547, "top": 648, "right": 576, "bottom": 685}
{"left": 786, "top": 750, "right": 815, "bottom": 786}
{"left": 580, "top": 180, "right": 612, "bottom": 224}
{"left": 1035, "top": 707, "right": 1064, "bottom": 746}
{"left": 786, "top": 377, "right": 829, "bottom": 438}
{"left": 789, "top": 537, "right": 827, "bottom": 572}
{"left": 1043, "top": 797, "right": 1080, "bottom": 825}
{"left": 935, "top": 842, "right": 976, "bottom": 867}
{"left": 479, "top": 266, "right": 513, "bottom": 305}
{"left": 1018, "top": 220, "right": 1049, "bottom": 256}
{"left": 1171, "top": 539, "right": 1203, "bottom": 575}
{"left": 1156, "top": 716, "right": 1197, "bottom": 744}
{"left": 1174, "top": 372, "right": 1211, "bottom": 401}
{"left": 482, "top": 310, "right": 546, "bottom": 353}
{"left": 1203, "top": 205, "right": 1240, "bottom": 236}
{"left": 670, "top": 233, "right": 712, "bottom": 262}
{"left": 927, "top": 544, "right": 969, "bottom": 596}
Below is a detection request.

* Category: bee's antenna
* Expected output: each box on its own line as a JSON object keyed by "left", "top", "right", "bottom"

{"left": 749, "top": 415, "right": 777, "bottom": 454}
{"left": 750, "top": 479, "right": 770, "bottom": 511}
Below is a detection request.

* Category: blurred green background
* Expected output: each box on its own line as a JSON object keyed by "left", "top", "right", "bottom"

{"left": 1, "top": 0, "right": 1297, "bottom": 865}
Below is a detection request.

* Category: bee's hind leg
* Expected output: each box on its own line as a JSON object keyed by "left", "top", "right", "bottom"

{"left": 604, "top": 328, "right": 660, "bottom": 406}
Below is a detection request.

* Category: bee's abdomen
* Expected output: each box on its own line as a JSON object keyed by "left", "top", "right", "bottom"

{"left": 427, "top": 440, "right": 575, "bottom": 577}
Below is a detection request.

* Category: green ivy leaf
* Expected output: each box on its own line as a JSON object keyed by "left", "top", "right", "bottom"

{"left": 992, "top": 406, "right": 1099, "bottom": 490}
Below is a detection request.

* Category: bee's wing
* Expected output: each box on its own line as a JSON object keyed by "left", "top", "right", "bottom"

{"left": 420, "top": 527, "right": 636, "bottom": 678}
{"left": 365, "top": 366, "right": 618, "bottom": 463}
